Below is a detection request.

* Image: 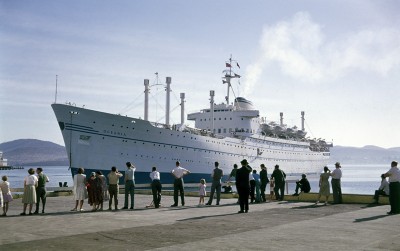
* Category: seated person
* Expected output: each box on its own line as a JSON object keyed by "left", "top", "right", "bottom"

{"left": 373, "top": 174, "right": 389, "bottom": 203}
{"left": 292, "top": 174, "right": 311, "bottom": 196}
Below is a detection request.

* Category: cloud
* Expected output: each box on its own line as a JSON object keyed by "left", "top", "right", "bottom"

{"left": 243, "top": 12, "right": 400, "bottom": 96}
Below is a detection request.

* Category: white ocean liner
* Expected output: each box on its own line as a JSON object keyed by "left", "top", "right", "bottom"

{"left": 52, "top": 58, "right": 332, "bottom": 183}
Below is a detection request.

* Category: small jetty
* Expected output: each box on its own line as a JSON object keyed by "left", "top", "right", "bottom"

{"left": 0, "top": 166, "right": 24, "bottom": 170}
{"left": 0, "top": 151, "right": 23, "bottom": 170}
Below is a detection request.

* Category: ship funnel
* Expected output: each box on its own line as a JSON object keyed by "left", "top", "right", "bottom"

{"left": 166, "top": 77, "right": 171, "bottom": 126}
{"left": 210, "top": 90, "right": 215, "bottom": 133}
{"left": 301, "top": 111, "right": 305, "bottom": 131}
{"left": 144, "top": 79, "right": 150, "bottom": 121}
{"left": 180, "top": 93, "right": 185, "bottom": 125}
{"left": 280, "top": 112, "right": 284, "bottom": 126}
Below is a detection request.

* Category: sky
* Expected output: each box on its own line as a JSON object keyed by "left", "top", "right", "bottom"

{"left": 1, "top": 0, "right": 400, "bottom": 148}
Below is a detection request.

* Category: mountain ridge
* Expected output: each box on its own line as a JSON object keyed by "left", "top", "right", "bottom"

{"left": 1, "top": 139, "right": 400, "bottom": 166}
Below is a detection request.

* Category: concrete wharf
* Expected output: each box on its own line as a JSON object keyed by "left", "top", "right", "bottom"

{"left": 0, "top": 193, "right": 399, "bottom": 250}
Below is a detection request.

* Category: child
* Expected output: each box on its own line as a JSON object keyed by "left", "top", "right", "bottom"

{"left": 1, "top": 175, "right": 13, "bottom": 216}
{"left": 199, "top": 179, "right": 206, "bottom": 206}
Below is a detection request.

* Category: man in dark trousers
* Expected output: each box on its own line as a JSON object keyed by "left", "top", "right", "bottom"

{"left": 236, "top": 159, "right": 252, "bottom": 213}
{"left": 259, "top": 164, "right": 269, "bottom": 202}
{"left": 292, "top": 174, "right": 311, "bottom": 196}
{"left": 34, "top": 167, "right": 49, "bottom": 214}
{"left": 206, "top": 161, "right": 224, "bottom": 205}
{"left": 271, "top": 164, "right": 286, "bottom": 201}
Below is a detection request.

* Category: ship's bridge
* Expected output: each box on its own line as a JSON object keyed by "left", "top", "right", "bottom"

{"left": 187, "top": 97, "right": 260, "bottom": 137}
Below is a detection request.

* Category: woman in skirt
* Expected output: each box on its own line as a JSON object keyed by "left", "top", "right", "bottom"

{"left": 21, "top": 168, "right": 38, "bottom": 215}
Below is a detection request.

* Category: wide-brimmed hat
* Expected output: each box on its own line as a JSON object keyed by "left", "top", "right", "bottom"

{"left": 335, "top": 162, "right": 341, "bottom": 167}
{"left": 240, "top": 159, "right": 248, "bottom": 165}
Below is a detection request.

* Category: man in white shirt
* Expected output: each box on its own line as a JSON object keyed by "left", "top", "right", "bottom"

{"left": 373, "top": 174, "right": 389, "bottom": 204}
{"left": 150, "top": 166, "right": 162, "bottom": 208}
{"left": 171, "top": 161, "right": 190, "bottom": 207}
{"left": 384, "top": 161, "right": 400, "bottom": 215}
{"left": 331, "top": 162, "right": 342, "bottom": 204}
{"left": 122, "top": 162, "right": 136, "bottom": 210}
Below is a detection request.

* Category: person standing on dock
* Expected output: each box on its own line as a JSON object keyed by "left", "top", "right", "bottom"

{"left": 1, "top": 175, "right": 13, "bottom": 216}
{"left": 108, "top": 166, "right": 123, "bottom": 211}
{"left": 373, "top": 174, "right": 389, "bottom": 204}
{"left": 20, "top": 168, "right": 38, "bottom": 216}
{"left": 34, "top": 167, "right": 49, "bottom": 214}
{"left": 150, "top": 166, "right": 162, "bottom": 208}
{"left": 122, "top": 162, "right": 136, "bottom": 210}
{"left": 71, "top": 168, "right": 87, "bottom": 212}
{"left": 331, "top": 162, "right": 343, "bottom": 204}
{"left": 384, "top": 161, "right": 400, "bottom": 215}
{"left": 315, "top": 166, "right": 331, "bottom": 205}
{"left": 171, "top": 161, "right": 191, "bottom": 207}
{"left": 236, "top": 159, "right": 252, "bottom": 213}
{"left": 206, "top": 161, "right": 223, "bottom": 206}
{"left": 271, "top": 165, "right": 286, "bottom": 201}
{"left": 259, "top": 164, "right": 269, "bottom": 202}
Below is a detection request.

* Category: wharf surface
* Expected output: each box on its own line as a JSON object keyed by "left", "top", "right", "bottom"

{"left": 0, "top": 194, "right": 399, "bottom": 251}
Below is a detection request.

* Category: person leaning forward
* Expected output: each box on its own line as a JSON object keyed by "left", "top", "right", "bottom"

{"left": 150, "top": 166, "right": 162, "bottom": 208}
{"left": 171, "top": 161, "right": 190, "bottom": 207}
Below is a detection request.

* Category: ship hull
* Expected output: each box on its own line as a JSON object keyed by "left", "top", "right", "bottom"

{"left": 52, "top": 104, "right": 330, "bottom": 184}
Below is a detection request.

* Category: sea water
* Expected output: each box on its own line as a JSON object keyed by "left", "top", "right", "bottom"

{"left": 0, "top": 164, "right": 391, "bottom": 195}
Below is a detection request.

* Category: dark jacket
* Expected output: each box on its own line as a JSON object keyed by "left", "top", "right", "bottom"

{"left": 236, "top": 165, "right": 251, "bottom": 189}
{"left": 271, "top": 169, "right": 286, "bottom": 185}
{"left": 260, "top": 169, "right": 269, "bottom": 184}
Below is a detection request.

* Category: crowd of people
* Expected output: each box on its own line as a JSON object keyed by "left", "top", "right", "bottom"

{"left": 0, "top": 160, "right": 399, "bottom": 216}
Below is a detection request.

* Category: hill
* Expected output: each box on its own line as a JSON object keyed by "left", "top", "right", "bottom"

{"left": 330, "top": 145, "right": 400, "bottom": 164}
{"left": 0, "top": 139, "right": 68, "bottom": 166}
{"left": 1, "top": 139, "right": 400, "bottom": 166}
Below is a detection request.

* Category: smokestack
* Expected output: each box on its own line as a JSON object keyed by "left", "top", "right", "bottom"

{"left": 180, "top": 93, "right": 185, "bottom": 125}
{"left": 210, "top": 90, "right": 215, "bottom": 133}
{"left": 144, "top": 79, "right": 150, "bottom": 121}
{"left": 280, "top": 112, "right": 284, "bottom": 126}
{"left": 301, "top": 111, "right": 305, "bottom": 131}
{"left": 165, "top": 77, "right": 171, "bottom": 126}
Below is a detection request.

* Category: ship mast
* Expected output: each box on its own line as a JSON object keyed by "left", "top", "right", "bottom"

{"left": 222, "top": 55, "right": 241, "bottom": 105}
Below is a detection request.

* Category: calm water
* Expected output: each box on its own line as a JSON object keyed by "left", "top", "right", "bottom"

{"left": 0, "top": 164, "right": 391, "bottom": 195}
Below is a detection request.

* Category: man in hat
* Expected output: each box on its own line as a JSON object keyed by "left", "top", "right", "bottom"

{"left": 292, "top": 174, "right": 311, "bottom": 196}
{"left": 235, "top": 159, "right": 252, "bottom": 213}
{"left": 271, "top": 164, "right": 286, "bottom": 201}
{"left": 331, "top": 162, "right": 342, "bottom": 204}
{"left": 122, "top": 162, "right": 136, "bottom": 209}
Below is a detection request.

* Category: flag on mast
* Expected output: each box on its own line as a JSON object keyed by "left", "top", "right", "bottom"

{"left": 226, "top": 63, "right": 232, "bottom": 68}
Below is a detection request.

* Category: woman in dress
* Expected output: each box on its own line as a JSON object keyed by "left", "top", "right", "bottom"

{"left": 21, "top": 168, "right": 38, "bottom": 215}
{"left": 87, "top": 172, "right": 103, "bottom": 211}
{"left": 95, "top": 171, "right": 105, "bottom": 210}
{"left": 315, "top": 166, "right": 331, "bottom": 205}
{"left": 71, "top": 167, "right": 87, "bottom": 212}
{"left": 1, "top": 175, "right": 13, "bottom": 216}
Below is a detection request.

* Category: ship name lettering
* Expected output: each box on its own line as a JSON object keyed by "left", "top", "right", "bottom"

{"left": 103, "top": 130, "right": 127, "bottom": 136}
